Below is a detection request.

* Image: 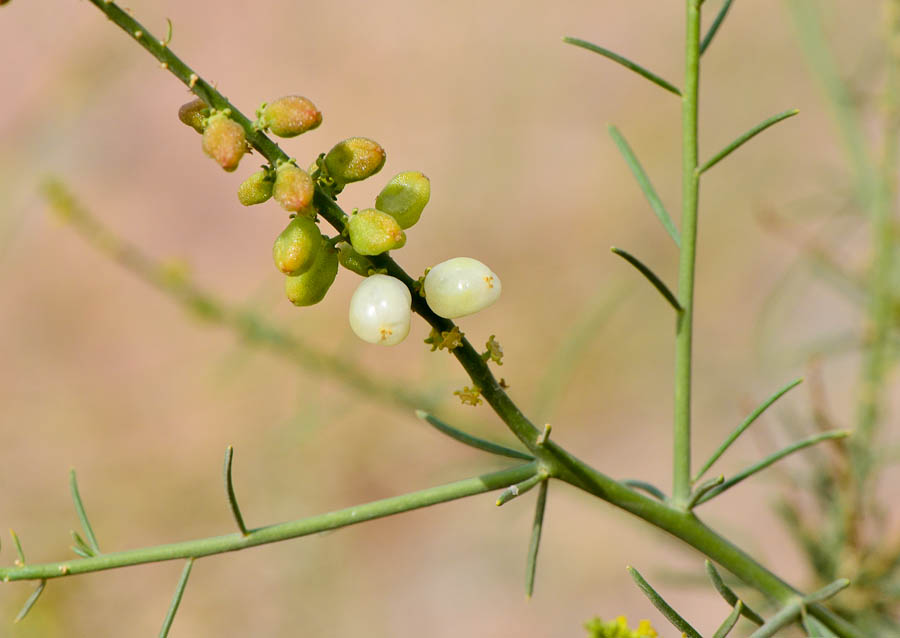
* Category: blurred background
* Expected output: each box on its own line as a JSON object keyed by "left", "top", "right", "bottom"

{"left": 0, "top": 0, "right": 897, "bottom": 636}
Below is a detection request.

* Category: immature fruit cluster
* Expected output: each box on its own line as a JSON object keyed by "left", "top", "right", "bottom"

{"left": 176, "top": 91, "right": 501, "bottom": 346}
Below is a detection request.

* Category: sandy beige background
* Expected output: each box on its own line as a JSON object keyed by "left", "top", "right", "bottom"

{"left": 0, "top": 1, "right": 897, "bottom": 636}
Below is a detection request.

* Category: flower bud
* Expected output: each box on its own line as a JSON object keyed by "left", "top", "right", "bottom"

{"left": 347, "top": 208, "right": 406, "bottom": 256}
{"left": 323, "top": 137, "right": 385, "bottom": 185}
{"left": 337, "top": 242, "right": 375, "bottom": 276}
{"left": 237, "top": 169, "right": 274, "bottom": 206}
{"left": 375, "top": 171, "right": 431, "bottom": 229}
{"left": 348, "top": 274, "right": 412, "bottom": 345}
{"left": 178, "top": 98, "right": 208, "bottom": 133}
{"left": 273, "top": 216, "right": 322, "bottom": 276}
{"left": 202, "top": 113, "right": 246, "bottom": 172}
{"left": 423, "top": 257, "right": 501, "bottom": 319}
{"left": 273, "top": 163, "right": 315, "bottom": 214}
{"left": 284, "top": 241, "right": 339, "bottom": 306}
{"left": 260, "top": 96, "right": 322, "bottom": 138}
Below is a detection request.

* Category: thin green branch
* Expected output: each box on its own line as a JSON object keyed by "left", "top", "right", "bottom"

{"left": 610, "top": 247, "right": 682, "bottom": 312}
{"left": 415, "top": 410, "right": 533, "bottom": 461}
{"left": 159, "top": 559, "right": 194, "bottom": 638}
{"left": 700, "top": 0, "right": 736, "bottom": 55}
{"left": 699, "top": 109, "right": 799, "bottom": 174}
{"left": 694, "top": 378, "right": 803, "bottom": 482}
{"left": 69, "top": 470, "right": 101, "bottom": 555}
{"left": 223, "top": 447, "right": 248, "bottom": 536}
{"left": 563, "top": 37, "right": 682, "bottom": 96}
{"left": 608, "top": 125, "right": 681, "bottom": 246}
{"left": 525, "top": 480, "right": 549, "bottom": 598}
{"left": 673, "top": 0, "right": 703, "bottom": 508}
{"left": 13, "top": 580, "right": 46, "bottom": 624}
{"left": 0, "top": 463, "right": 537, "bottom": 581}
{"left": 627, "top": 565, "right": 702, "bottom": 638}
{"left": 705, "top": 560, "right": 765, "bottom": 625}
{"left": 712, "top": 600, "right": 743, "bottom": 638}
{"left": 695, "top": 430, "right": 851, "bottom": 506}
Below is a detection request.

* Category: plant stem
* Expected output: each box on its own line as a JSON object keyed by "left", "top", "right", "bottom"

{"left": 0, "top": 463, "right": 537, "bottom": 581}
{"left": 673, "top": 0, "right": 702, "bottom": 506}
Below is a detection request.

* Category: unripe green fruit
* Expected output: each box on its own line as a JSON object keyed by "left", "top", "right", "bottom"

{"left": 347, "top": 208, "right": 406, "bottom": 256}
{"left": 273, "top": 216, "right": 322, "bottom": 275}
{"left": 323, "top": 137, "right": 385, "bottom": 185}
{"left": 337, "top": 242, "right": 375, "bottom": 276}
{"left": 348, "top": 274, "right": 412, "bottom": 346}
{"left": 237, "top": 169, "right": 274, "bottom": 206}
{"left": 178, "top": 98, "right": 209, "bottom": 133}
{"left": 284, "top": 242, "right": 339, "bottom": 306}
{"left": 202, "top": 113, "right": 246, "bottom": 172}
{"left": 375, "top": 171, "right": 431, "bottom": 229}
{"left": 261, "top": 96, "right": 322, "bottom": 138}
{"left": 423, "top": 257, "right": 501, "bottom": 319}
{"left": 273, "top": 164, "right": 315, "bottom": 214}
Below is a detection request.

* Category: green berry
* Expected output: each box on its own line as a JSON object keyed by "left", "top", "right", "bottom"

{"left": 202, "top": 113, "right": 246, "bottom": 172}
{"left": 375, "top": 171, "right": 431, "bottom": 229}
{"left": 323, "top": 137, "right": 385, "bottom": 185}
{"left": 347, "top": 208, "right": 406, "bottom": 256}
{"left": 178, "top": 98, "right": 208, "bottom": 133}
{"left": 237, "top": 169, "right": 274, "bottom": 206}
{"left": 337, "top": 242, "right": 375, "bottom": 276}
{"left": 273, "top": 216, "right": 322, "bottom": 275}
{"left": 284, "top": 241, "right": 339, "bottom": 306}
{"left": 261, "top": 96, "right": 322, "bottom": 138}
{"left": 273, "top": 163, "right": 315, "bottom": 214}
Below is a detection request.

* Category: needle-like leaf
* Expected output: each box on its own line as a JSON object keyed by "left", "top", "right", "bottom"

{"left": 627, "top": 566, "right": 702, "bottom": 638}
{"left": 159, "top": 558, "right": 194, "bottom": 638}
{"left": 525, "top": 481, "right": 549, "bottom": 598}
{"left": 564, "top": 37, "right": 682, "bottom": 96}
{"left": 687, "top": 475, "right": 724, "bottom": 510}
{"left": 70, "top": 469, "right": 101, "bottom": 554}
{"left": 700, "top": 109, "right": 799, "bottom": 174}
{"left": 608, "top": 125, "right": 681, "bottom": 246}
{"left": 13, "top": 580, "right": 46, "bottom": 624}
{"left": 416, "top": 411, "right": 533, "bottom": 461}
{"left": 694, "top": 378, "right": 803, "bottom": 482}
{"left": 610, "top": 247, "right": 682, "bottom": 312}
{"left": 224, "top": 446, "right": 249, "bottom": 536}
{"left": 621, "top": 479, "right": 667, "bottom": 502}
{"left": 700, "top": 0, "right": 736, "bottom": 55}
{"left": 705, "top": 561, "right": 765, "bottom": 625}
{"left": 10, "top": 529, "right": 25, "bottom": 566}
{"left": 496, "top": 473, "right": 545, "bottom": 506}
{"left": 804, "top": 578, "right": 850, "bottom": 604}
{"left": 712, "top": 600, "right": 744, "bottom": 638}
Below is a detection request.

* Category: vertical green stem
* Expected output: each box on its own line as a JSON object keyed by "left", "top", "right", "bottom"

{"left": 854, "top": 0, "right": 900, "bottom": 486}
{"left": 674, "top": 0, "right": 703, "bottom": 505}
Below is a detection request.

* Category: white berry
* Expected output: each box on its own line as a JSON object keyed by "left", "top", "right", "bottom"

{"left": 423, "top": 257, "right": 501, "bottom": 319}
{"left": 349, "top": 274, "right": 412, "bottom": 345}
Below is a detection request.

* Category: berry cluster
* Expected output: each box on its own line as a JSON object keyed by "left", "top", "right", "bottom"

{"left": 178, "top": 94, "right": 501, "bottom": 347}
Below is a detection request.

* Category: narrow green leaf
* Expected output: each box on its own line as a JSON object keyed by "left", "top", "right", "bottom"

{"left": 700, "top": 0, "right": 736, "bottom": 55}
{"left": 159, "top": 558, "right": 194, "bottom": 638}
{"left": 802, "top": 614, "right": 840, "bottom": 638}
{"left": 696, "top": 430, "right": 850, "bottom": 506}
{"left": 747, "top": 601, "right": 802, "bottom": 638}
{"left": 627, "top": 566, "right": 702, "bottom": 638}
{"left": 70, "top": 546, "right": 92, "bottom": 559}
{"left": 70, "top": 530, "right": 94, "bottom": 558}
{"left": 416, "top": 410, "right": 533, "bottom": 461}
{"left": 694, "top": 378, "right": 803, "bottom": 482}
{"left": 223, "top": 446, "right": 249, "bottom": 536}
{"left": 687, "top": 475, "right": 724, "bottom": 510}
{"left": 712, "top": 600, "right": 744, "bottom": 638}
{"left": 496, "top": 473, "right": 545, "bottom": 506}
{"left": 804, "top": 578, "right": 850, "bottom": 604}
{"left": 608, "top": 125, "right": 681, "bottom": 246}
{"left": 564, "top": 37, "right": 682, "bottom": 96}
{"left": 525, "top": 481, "right": 549, "bottom": 598}
{"left": 705, "top": 561, "right": 765, "bottom": 625}
{"left": 621, "top": 479, "right": 667, "bottom": 502}
{"left": 70, "top": 470, "right": 101, "bottom": 554}
{"left": 13, "top": 580, "right": 46, "bottom": 623}
{"left": 610, "top": 247, "right": 682, "bottom": 312}
{"left": 10, "top": 529, "right": 25, "bottom": 565}
{"left": 699, "top": 109, "right": 799, "bottom": 174}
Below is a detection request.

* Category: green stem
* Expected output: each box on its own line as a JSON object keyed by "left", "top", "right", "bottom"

{"left": 0, "top": 463, "right": 536, "bottom": 581}
{"left": 673, "top": 0, "right": 702, "bottom": 506}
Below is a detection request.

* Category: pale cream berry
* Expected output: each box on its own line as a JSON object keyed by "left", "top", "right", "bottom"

{"left": 423, "top": 257, "right": 501, "bottom": 319}
{"left": 348, "top": 274, "right": 412, "bottom": 345}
